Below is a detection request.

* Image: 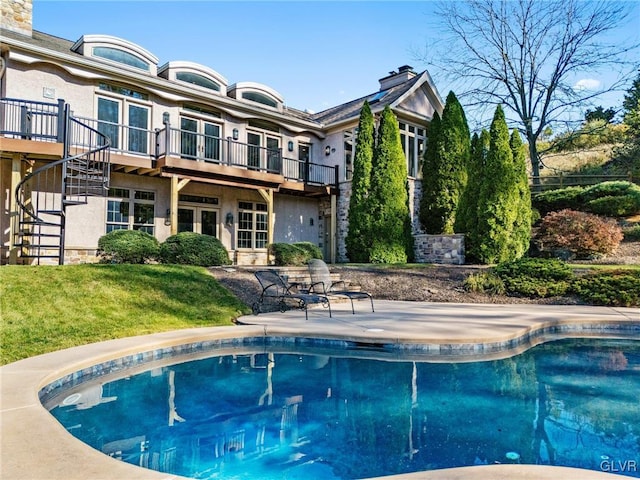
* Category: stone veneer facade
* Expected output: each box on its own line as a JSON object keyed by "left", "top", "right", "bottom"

{"left": 1, "top": 0, "right": 32, "bottom": 36}
{"left": 333, "top": 179, "right": 464, "bottom": 264}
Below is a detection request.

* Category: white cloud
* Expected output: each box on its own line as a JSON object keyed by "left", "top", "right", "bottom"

{"left": 574, "top": 78, "right": 601, "bottom": 91}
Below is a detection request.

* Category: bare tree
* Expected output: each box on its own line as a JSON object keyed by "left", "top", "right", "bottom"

{"left": 423, "top": 0, "right": 638, "bottom": 185}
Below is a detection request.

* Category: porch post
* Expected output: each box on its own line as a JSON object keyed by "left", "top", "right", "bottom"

{"left": 8, "top": 154, "right": 23, "bottom": 264}
{"left": 169, "top": 176, "right": 190, "bottom": 235}
{"left": 258, "top": 188, "right": 274, "bottom": 263}
{"left": 330, "top": 194, "right": 337, "bottom": 263}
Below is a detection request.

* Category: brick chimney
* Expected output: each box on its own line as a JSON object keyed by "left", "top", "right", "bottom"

{"left": 1, "top": 0, "right": 33, "bottom": 37}
{"left": 378, "top": 65, "right": 417, "bottom": 91}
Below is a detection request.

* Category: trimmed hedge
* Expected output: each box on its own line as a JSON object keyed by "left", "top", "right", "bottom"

{"left": 532, "top": 181, "right": 640, "bottom": 217}
{"left": 269, "top": 242, "right": 322, "bottom": 266}
{"left": 159, "top": 232, "right": 231, "bottom": 266}
{"left": 571, "top": 269, "right": 640, "bottom": 307}
{"left": 97, "top": 229, "right": 160, "bottom": 264}
{"left": 493, "top": 257, "right": 574, "bottom": 298}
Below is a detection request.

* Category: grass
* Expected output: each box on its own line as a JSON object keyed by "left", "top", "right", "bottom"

{"left": 0, "top": 264, "right": 250, "bottom": 365}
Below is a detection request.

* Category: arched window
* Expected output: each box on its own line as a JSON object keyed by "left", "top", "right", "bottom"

{"left": 176, "top": 72, "right": 220, "bottom": 92}
{"left": 92, "top": 47, "right": 150, "bottom": 71}
{"left": 241, "top": 91, "right": 278, "bottom": 108}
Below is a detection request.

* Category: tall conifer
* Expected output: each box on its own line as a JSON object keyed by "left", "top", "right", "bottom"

{"left": 419, "top": 91, "right": 470, "bottom": 233}
{"left": 509, "top": 129, "right": 532, "bottom": 259}
{"left": 345, "top": 102, "right": 375, "bottom": 262}
{"left": 419, "top": 112, "right": 442, "bottom": 232}
{"left": 476, "top": 105, "right": 518, "bottom": 263}
{"left": 368, "top": 106, "right": 412, "bottom": 262}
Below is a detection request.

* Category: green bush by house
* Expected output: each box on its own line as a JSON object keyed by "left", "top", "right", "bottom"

{"left": 159, "top": 232, "right": 231, "bottom": 266}
{"left": 269, "top": 242, "right": 322, "bottom": 266}
{"left": 494, "top": 257, "right": 575, "bottom": 298}
{"left": 97, "top": 229, "right": 159, "bottom": 264}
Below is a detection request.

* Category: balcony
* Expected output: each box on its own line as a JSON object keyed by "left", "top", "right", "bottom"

{"left": 1, "top": 98, "right": 338, "bottom": 195}
{"left": 75, "top": 116, "right": 339, "bottom": 195}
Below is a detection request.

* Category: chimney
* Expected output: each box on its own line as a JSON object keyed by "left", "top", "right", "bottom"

{"left": 378, "top": 65, "right": 416, "bottom": 91}
{"left": 1, "top": 0, "right": 33, "bottom": 37}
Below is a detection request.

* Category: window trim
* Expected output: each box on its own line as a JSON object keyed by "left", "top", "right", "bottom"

{"left": 106, "top": 188, "right": 156, "bottom": 235}
{"left": 236, "top": 201, "right": 268, "bottom": 250}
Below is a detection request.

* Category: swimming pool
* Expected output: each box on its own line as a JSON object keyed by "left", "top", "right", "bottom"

{"left": 44, "top": 338, "right": 640, "bottom": 479}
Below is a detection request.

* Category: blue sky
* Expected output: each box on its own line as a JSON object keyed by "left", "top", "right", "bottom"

{"left": 33, "top": 1, "right": 639, "bottom": 122}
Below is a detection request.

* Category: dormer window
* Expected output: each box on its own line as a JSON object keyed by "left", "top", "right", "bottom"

{"left": 228, "top": 82, "right": 284, "bottom": 112}
{"left": 176, "top": 72, "right": 220, "bottom": 91}
{"left": 72, "top": 35, "right": 158, "bottom": 75}
{"left": 92, "top": 47, "right": 150, "bottom": 71}
{"left": 242, "top": 91, "right": 277, "bottom": 108}
{"left": 158, "top": 61, "right": 228, "bottom": 96}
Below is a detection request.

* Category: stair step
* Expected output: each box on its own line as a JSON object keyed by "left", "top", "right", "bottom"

{"left": 37, "top": 209, "right": 63, "bottom": 215}
{"left": 19, "top": 221, "right": 62, "bottom": 227}
{"left": 16, "top": 244, "right": 61, "bottom": 249}
{"left": 16, "top": 232, "right": 62, "bottom": 238}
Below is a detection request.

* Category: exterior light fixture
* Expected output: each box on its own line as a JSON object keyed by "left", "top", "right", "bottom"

{"left": 162, "top": 112, "right": 170, "bottom": 125}
{"left": 309, "top": 217, "right": 314, "bottom": 226}
{"left": 225, "top": 212, "right": 234, "bottom": 226}
{"left": 232, "top": 128, "right": 239, "bottom": 141}
{"left": 325, "top": 145, "right": 331, "bottom": 156}
{"left": 288, "top": 140, "right": 294, "bottom": 152}
{"left": 164, "top": 208, "right": 171, "bottom": 226}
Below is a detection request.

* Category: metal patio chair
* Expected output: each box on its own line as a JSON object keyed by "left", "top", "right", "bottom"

{"left": 307, "top": 259, "right": 374, "bottom": 314}
{"left": 252, "top": 270, "right": 331, "bottom": 320}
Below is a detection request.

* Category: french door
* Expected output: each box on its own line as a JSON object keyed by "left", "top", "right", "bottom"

{"left": 177, "top": 207, "right": 219, "bottom": 237}
{"left": 180, "top": 117, "right": 221, "bottom": 162}
{"left": 247, "top": 131, "right": 281, "bottom": 172}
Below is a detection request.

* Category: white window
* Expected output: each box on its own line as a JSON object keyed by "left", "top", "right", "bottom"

{"left": 96, "top": 84, "right": 151, "bottom": 154}
{"left": 106, "top": 188, "right": 155, "bottom": 234}
{"left": 180, "top": 115, "right": 222, "bottom": 162}
{"left": 399, "top": 122, "right": 426, "bottom": 178}
{"left": 237, "top": 202, "right": 268, "bottom": 249}
{"left": 344, "top": 130, "right": 354, "bottom": 180}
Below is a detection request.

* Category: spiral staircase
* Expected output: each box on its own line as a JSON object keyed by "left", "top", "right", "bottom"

{"left": 11, "top": 101, "right": 110, "bottom": 265}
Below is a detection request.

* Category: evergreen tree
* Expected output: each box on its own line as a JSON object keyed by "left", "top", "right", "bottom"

{"left": 345, "top": 102, "right": 375, "bottom": 262}
{"left": 419, "top": 91, "right": 470, "bottom": 233}
{"left": 509, "top": 129, "right": 532, "bottom": 259}
{"left": 368, "top": 106, "right": 412, "bottom": 263}
{"left": 455, "top": 129, "right": 489, "bottom": 262}
{"left": 617, "top": 70, "right": 640, "bottom": 175}
{"left": 419, "top": 111, "right": 442, "bottom": 232}
{"left": 476, "top": 105, "right": 518, "bottom": 264}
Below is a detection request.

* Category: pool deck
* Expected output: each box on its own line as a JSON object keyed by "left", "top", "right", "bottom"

{"left": 1, "top": 300, "right": 638, "bottom": 480}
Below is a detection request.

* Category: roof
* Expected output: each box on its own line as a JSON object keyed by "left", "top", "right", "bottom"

{"left": 311, "top": 71, "right": 427, "bottom": 126}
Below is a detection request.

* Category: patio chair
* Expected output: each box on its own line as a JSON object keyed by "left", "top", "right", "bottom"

{"left": 252, "top": 270, "right": 331, "bottom": 320}
{"left": 307, "top": 259, "right": 374, "bottom": 314}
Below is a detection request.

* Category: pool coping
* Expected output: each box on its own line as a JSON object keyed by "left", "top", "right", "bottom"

{"left": 1, "top": 301, "right": 638, "bottom": 479}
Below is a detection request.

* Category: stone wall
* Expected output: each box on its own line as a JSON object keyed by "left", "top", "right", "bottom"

{"left": 1, "top": 0, "right": 32, "bottom": 36}
{"left": 414, "top": 234, "right": 465, "bottom": 264}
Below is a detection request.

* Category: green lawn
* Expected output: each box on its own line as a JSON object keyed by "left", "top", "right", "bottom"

{"left": 0, "top": 264, "right": 250, "bottom": 365}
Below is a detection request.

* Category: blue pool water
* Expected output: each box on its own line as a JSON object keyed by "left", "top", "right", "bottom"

{"left": 46, "top": 338, "right": 640, "bottom": 479}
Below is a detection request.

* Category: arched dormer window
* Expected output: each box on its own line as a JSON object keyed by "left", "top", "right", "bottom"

{"left": 92, "top": 47, "right": 149, "bottom": 71}
{"left": 228, "top": 82, "right": 283, "bottom": 112}
{"left": 241, "top": 91, "right": 277, "bottom": 108}
{"left": 176, "top": 72, "right": 220, "bottom": 91}
{"left": 71, "top": 35, "right": 158, "bottom": 75}
{"left": 158, "top": 61, "right": 228, "bottom": 96}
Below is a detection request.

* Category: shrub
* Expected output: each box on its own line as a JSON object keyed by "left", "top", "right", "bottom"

{"left": 97, "top": 229, "right": 160, "bottom": 264}
{"left": 535, "top": 209, "right": 623, "bottom": 259}
{"left": 494, "top": 257, "right": 574, "bottom": 298}
{"left": 159, "top": 232, "right": 230, "bottom": 266}
{"left": 532, "top": 186, "right": 584, "bottom": 216}
{"left": 294, "top": 242, "right": 323, "bottom": 261}
{"left": 623, "top": 224, "right": 640, "bottom": 241}
{"left": 463, "top": 271, "right": 506, "bottom": 295}
{"left": 571, "top": 270, "right": 640, "bottom": 307}
{"left": 582, "top": 181, "right": 640, "bottom": 217}
{"left": 269, "top": 242, "right": 322, "bottom": 266}
{"left": 369, "top": 241, "right": 407, "bottom": 264}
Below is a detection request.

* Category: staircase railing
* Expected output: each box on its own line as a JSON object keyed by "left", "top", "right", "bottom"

{"left": 12, "top": 100, "right": 110, "bottom": 264}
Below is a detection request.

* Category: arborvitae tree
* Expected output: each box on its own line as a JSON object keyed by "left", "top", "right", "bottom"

{"left": 617, "top": 70, "right": 640, "bottom": 175}
{"left": 419, "top": 111, "right": 442, "bottom": 232}
{"left": 368, "top": 106, "right": 412, "bottom": 263}
{"left": 419, "top": 91, "right": 470, "bottom": 233}
{"left": 509, "top": 129, "right": 532, "bottom": 259}
{"left": 455, "top": 129, "right": 489, "bottom": 262}
{"left": 476, "top": 105, "right": 519, "bottom": 264}
{"left": 345, "top": 102, "right": 375, "bottom": 262}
